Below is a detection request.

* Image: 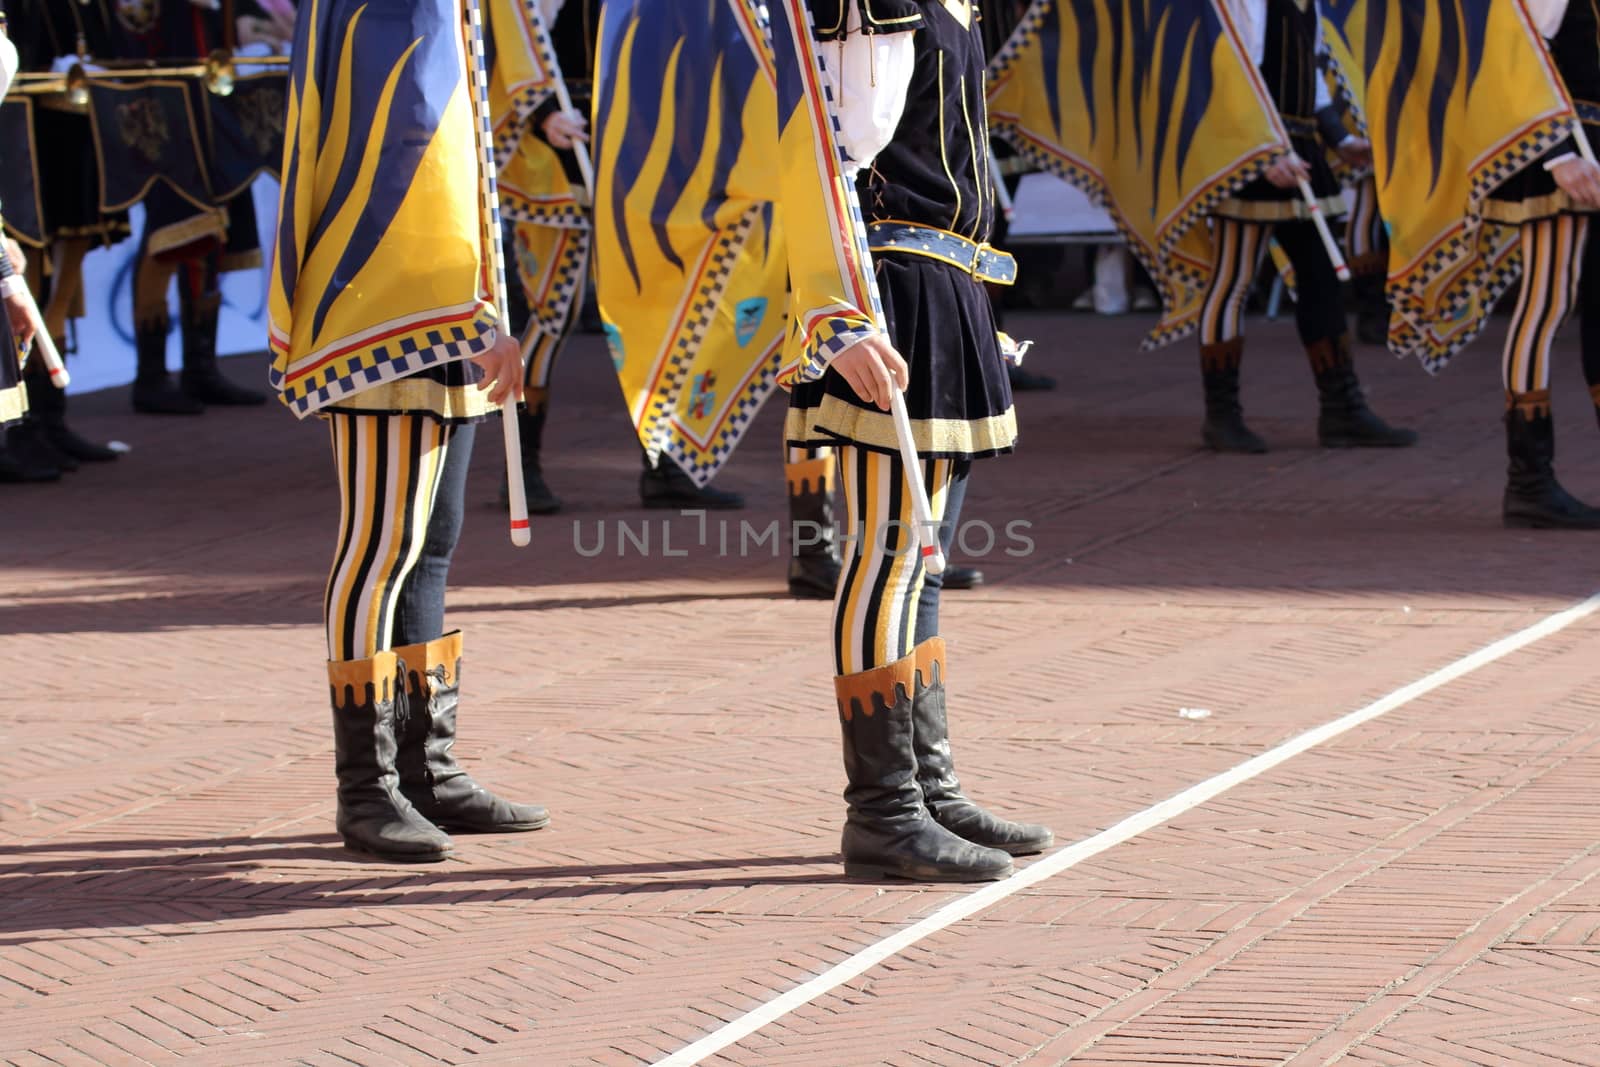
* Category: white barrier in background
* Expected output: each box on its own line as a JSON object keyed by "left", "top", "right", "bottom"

{"left": 65, "top": 178, "right": 279, "bottom": 396}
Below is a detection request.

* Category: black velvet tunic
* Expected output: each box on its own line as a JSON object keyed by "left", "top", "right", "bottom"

{"left": 1215, "top": 0, "right": 1343, "bottom": 222}
{"left": 1485, "top": 0, "right": 1600, "bottom": 223}
{"left": 787, "top": 0, "right": 1018, "bottom": 460}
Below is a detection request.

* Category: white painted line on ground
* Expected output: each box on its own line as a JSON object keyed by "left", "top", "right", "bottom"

{"left": 653, "top": 592, "right": 1600, "bottom": 1066}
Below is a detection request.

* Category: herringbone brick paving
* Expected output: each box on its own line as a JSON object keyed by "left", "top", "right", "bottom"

{"left": 4, "top": 311, "right": 1600, "bottom": 1064}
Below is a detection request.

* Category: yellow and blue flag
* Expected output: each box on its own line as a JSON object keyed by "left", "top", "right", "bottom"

{"left": 987, "top": 0, "right": 1286, "bottom": 349}
{"left": 269, "top": 0, "right": 499, "bottom": 418}
{"left": 593, "top": 0, "right": 877, "bottom": 484}
{"left": 1320, "top": 0, "right": 1577, "bottom": 370}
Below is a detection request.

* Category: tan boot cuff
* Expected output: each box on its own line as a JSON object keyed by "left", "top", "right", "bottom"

{"left": 392, "top": 630, "right": 464, "bottom": 689}
{"left": 835, "top": 652, "right": 916, "bottom": 721}
{"left": 1199, "top": 337, "right": 1244, "bottom": 372}
{"left": 1508, "top": 389, "right": 1552, "bottom": 418}
{"left": 327, "top": 650, "right": 399, "bottom": 708}
{"left": 785, "top": 453, "right": 837, "bottom": 496}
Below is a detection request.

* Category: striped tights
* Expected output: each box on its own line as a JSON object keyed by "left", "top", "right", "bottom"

{"left": 1503, "top": 215, "right": 1590, "bottom": 398}
{"left": 832, "top": 446, "right": 958, "bottom": 676}
{"left": 324, "top": 413, "right": 458, "bottom": 662}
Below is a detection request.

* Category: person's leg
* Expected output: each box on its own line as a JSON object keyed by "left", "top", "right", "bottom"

{"left": 131, "top": 190, "right": 210, "bottom": 415}
{"left": 1580, "top": 213, "right": 1600, "bottom": 431}
{"left": 178, "top": 243, "right": 266, "bottom": 406}
{"left": 323, "top": 412, "right": 457, "bottom": 861}
{"left": 786, "top": 443, "right": 840, "bottom": 599}
{"left": 1275, "top": 219, "right": 1417, "bottom": 447}
{"left": 913, "top": 460, "right": 969, "bottom": 643}
{"left": 1501, "top": 215, "right": 1600, "bottom": 528}
{"left": 32, "top": 239, "right": 117, "bottom": 463}
{"left": 830, "top": 447, "right": 1034, "bottom": 881}
{"left": 503, "top": 220, "right": 590, "bottom": 514}
{"left": 1345, "top": 177, "right": 1390, "bottom": 345}
{"left": 1197, "top": 217, "right": 1270, "bottom": 453}
{"left": 386, "top": 421, "right": 551, "bottom": 833}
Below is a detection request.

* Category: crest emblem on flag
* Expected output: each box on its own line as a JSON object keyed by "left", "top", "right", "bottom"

{"left": 734, "top": 297, "right": 768, "bottom": 347}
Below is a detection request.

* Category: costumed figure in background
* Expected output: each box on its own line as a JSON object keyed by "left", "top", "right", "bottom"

{"left": 0, "top": 0, "right": 131, "bottom": 479}
{"left": 785, "top": 0, "right": 1053, "bottom": 881}
{"left": 113, "top": 0, "right": 266, "bottom": 414}
{"left": 1321, "top": 0, "right": 1600, "bottom": 527}
{"left": 1192, "top": 0, "right": 1413, "bottom": 454}
{"left": 1480, "top": 0, "right": 1600, "bottom": 527}
{"left": 270, "top": 0, "right": 545, "bottom": 862}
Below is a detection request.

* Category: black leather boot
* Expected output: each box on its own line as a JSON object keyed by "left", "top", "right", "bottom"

{"left": 0, "top": 426, "right": 61, "bottom": 482}
{"left": 9, "top": 413, "right": 76, "bottom": 473}
{"left": 640, "top": 451, "right": 745, "bottom": 509}
{"left": 1199, "top": 338, "right": 1267, "bottom": 453}
{"left": 909, "top": 639, "right": 1053, "bottom": 856}
{"left": 29, "top": 355, "right": 117, "bottom": 463}
{"left": 1310, "top": 335, "right": 1418, "bottom": 448}
{"left": 836, "top": 654, "right": 1014, "bottom": 882}
{"left": 394, "top": 631, "right": 550, "bottom": 833}
{"left": 1503, "top": 392, "right": 1600, "bottom": 529}
{"left": 499, "top": 402, "right": 562, "bottom": 514}
{"left": 132, "top": 318, "right": 204, "bottom": 415}
{"left": 786, "top": 452, "right": 840, "bottom": 599}
{"left": 941, "top": 566, "right": 983, "bottom": 590}
{"left": 1352, "top": 271, "right": 1390, "bottom": 346}
{"left": 180, "top": 287, "right": 266, "bottom": 405}
{"left": 329, "top": 651, "right": 453, "bottom": 862}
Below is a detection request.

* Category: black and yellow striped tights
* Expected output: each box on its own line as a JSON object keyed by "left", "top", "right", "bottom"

{"left": 1503, "top": 215, "right": 1590, "bottom": 413}
{"left": 324, "top": 413, "right": 472, "bottom": 663}
{"left": 832, "top": 447, "right": 961, "bottom": 676}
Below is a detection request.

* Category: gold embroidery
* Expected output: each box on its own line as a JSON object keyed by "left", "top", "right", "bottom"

{"left": 236, "top": 85, "right": 288, "bottom": 157}
{"left": 116, "top": 98, "right": 171, "bottom": 164}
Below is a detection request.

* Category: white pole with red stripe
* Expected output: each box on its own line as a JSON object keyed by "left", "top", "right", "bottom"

{"left": 1297, "top": 178, "right": 1350, "bottom": 281}
{"left": 12, "top": 282, "right": 71, "bottom": 388}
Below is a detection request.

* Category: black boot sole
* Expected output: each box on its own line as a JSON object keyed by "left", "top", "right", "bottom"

{"left": 1202, "top": 430, "right": 1269, "bottom": 454}
{"left": 787, "top": 580, "right": 835, "bottom": 600}
{"left": 843, "top": 860, "right": 1013, "bottom": 882}
{"left": 1319, "top": 433, "right": 1419, "bottom": 449}
{"left": 427, "top": 814, "right": 552, "bottom": 834}
{"left": 339, "top": 837, "right": 453, "bottom": 862}
{"left": 1502, "top": 511, "right": 1600, "bottom": 530}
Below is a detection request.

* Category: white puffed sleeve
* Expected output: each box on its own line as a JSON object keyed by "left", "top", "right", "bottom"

{"left": 818, "top": 4, "right": 916, "bottom": 177}
{"left": 1524, "top": 0, "right": 1570, "bottom": 38}
{"left": 0, "top": 35, "right": 16, "bottom": 99}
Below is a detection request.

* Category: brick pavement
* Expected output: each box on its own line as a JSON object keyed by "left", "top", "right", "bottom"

{"left": 4, "top": 311, "right": 1600, "bottom": 1065}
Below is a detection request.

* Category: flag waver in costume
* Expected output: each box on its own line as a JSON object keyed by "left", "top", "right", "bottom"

{"left": 592, "top": 0, "right": 879, "bottom": 486}
{"left": 271, "top": 0, "right": 548, "bottom": 863}
{"left": 785, "top": 0, "right": 1054, "bottom": 882}
{"left": 1326, "top": 0, "right": 1600, "bottom": 527}
{"left": 1319, "top": 0, "right": 1579, "bottom": 371}
{"left": 985, "top": 0, "right": 1284, "bottom": 349}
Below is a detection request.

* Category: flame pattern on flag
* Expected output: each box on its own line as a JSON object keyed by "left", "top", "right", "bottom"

{"left": 268, "top": 0, "right": 499, "bottom": 419}
{"left": 1319, "top": 0, "right": 1577, "bottom": 370}
{"left": 987, "top": 0, "right": 1286, "bottom": 349}
{"left": 593, "top": 0, "right": 877, "bottom": 485}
